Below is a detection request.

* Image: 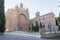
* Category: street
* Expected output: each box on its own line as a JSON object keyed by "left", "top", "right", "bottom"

{"left": 0, "top": 31, "right": 58, "bottom": 40}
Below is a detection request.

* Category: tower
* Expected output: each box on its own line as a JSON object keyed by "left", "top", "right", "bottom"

{"left": 36, "top": 12, "right": 40, "bottom": 18}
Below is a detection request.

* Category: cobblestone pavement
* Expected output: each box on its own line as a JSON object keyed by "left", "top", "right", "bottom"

{"left": 0, "top": 31, "right": 59, "bottom": 40}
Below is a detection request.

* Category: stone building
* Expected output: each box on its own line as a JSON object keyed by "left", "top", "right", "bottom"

{"left": 30, "top": 12, "right": 56, "bottom": 32}
{"left": 6, "top": 3, "right": 29, "bottom": 31}
{"left": 6, "top": 3, "right": 56, "bottom": 32}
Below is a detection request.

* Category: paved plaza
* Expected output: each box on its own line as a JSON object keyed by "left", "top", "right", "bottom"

{"left": 0, "top": 31, "right": 59, "bottom": 40}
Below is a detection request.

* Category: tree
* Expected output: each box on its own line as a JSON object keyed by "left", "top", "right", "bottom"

{"left": 0, "top": 0, "right": 5, "bottom": 34}
{"left": 33, "top": 21, "right": 39, "bottom": 32}
{"left": 35, "top": 21, "right": 39, "bottom": 32}
{"left": 57, "top": 13, "right": 60, "bottom": 31}
{"left": 56, "top": 18, "right": 59, "bottom": 26}
{"left": 31, "top": 21, "right": 39, "bottom": 32}
{"left": 58, "top": 16, "right": 60, "bottom": 24}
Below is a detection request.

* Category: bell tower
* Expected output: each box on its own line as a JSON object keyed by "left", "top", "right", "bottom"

{"left": 36, "top": 12, "right": 40, "bottom": 18}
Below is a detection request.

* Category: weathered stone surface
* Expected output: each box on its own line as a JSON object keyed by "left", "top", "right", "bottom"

{"left": 6, "top": 3, "right": 29, "bottom": 31}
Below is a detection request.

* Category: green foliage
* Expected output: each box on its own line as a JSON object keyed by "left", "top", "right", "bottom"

{"left": 57, "top": 16, "right": 60, "bottom": 31}
{"left": 56, "top": 18, "right": 59, "bottom": 26}
{"left": 34, "top": 21, "right": 39, "bottom": 32}
{"left": 58, "top": 17, "right": 60, "bottom": 24}
{"left": 58, "top": 25, "right": 60, "bottom": 31}
{"left": 32, "top": 21, "right": 39, "bottom": 32}
{"left": 56, "top": 13, "right": 60, "bottom": 31}
{"left": 0, "top": 0, "right": 5, "bottom": 34}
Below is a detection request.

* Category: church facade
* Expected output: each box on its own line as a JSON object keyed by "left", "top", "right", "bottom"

{"left": 6, "top": 3, "right": 29, "bottom": 31}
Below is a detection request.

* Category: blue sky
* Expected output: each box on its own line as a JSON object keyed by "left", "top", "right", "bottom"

{"left": 5, "top": 0, "right": 60, "bottom": 19}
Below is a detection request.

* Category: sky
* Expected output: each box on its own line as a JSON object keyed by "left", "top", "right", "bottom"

{"left": 5, "top": 0, "right": 60, "bottom": 19}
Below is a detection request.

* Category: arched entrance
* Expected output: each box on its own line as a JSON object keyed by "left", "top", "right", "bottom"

{"left": 18, "top": 14, "right": 27, "bottom": 31}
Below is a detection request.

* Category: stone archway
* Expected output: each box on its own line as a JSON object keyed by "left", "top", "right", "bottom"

{"left": 18, "top": 14, "right": 27, "bottom": 31}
